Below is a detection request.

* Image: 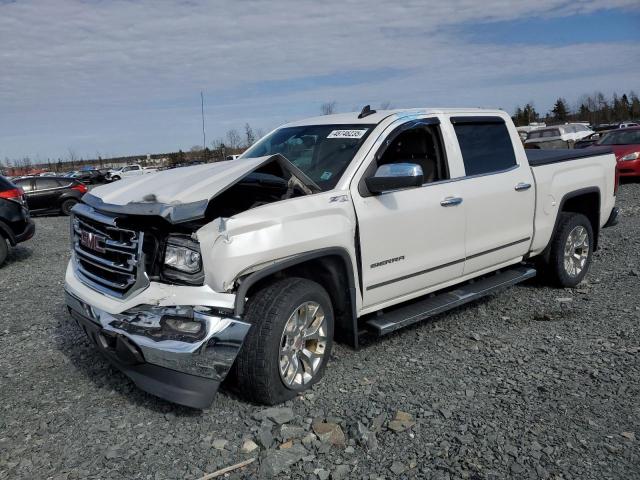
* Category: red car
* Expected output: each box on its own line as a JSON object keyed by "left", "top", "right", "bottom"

{"left": 595, "top": 126, "right": 640, "bottom": 178}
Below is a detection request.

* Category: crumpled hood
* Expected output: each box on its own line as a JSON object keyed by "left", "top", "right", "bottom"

{"left": 91, "top": 157, "right": 267, "bottom": 205}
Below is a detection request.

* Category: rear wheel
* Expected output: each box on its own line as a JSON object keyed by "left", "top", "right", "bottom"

{"left": 235, "top": 277, "right": 334, "bottom": 405}
{"left": 0, "top": 237, "right": 7, "bottom": 267}
{"left": 61, "top": 199, "right": 78, "bottom": 216}
{"left": 543, "top": 212, "right": 593, "bottom": 287}
{"left": 111, "top": 175, "right": 121, "bottom": 181}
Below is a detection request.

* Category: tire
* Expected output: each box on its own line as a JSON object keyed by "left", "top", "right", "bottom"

{"left": 111, "top": 175, "right": 121, "bottom": 181}
{"left": 60, "top": 199, "right": 78, "bottom": 216}
{"left": 0, "top": 237, "right": 7, "bottom": 267}
{"left": 543, "top": 212, "right": 594, "bottom": 288}
{"left": 235, "top": 277, "right": 334, "bottom": 405}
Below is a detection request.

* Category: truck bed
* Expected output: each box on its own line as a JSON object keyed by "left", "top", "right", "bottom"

{"left": 526, "top": 146, "right": 612, "bottom": 167}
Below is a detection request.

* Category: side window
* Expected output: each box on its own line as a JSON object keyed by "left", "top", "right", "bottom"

{"left": 36, "top": 178, "right": 61, "bottom": 189}
{"left": 377, "top": 124, "right": 449, "bottom": 184}
{"left": 452, "top": 120, "right": 517, "bottom": 176}
{"left": 15, "top": 179, "right": 33, "bottom": 192}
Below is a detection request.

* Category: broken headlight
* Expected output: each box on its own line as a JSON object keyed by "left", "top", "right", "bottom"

{"left": 162, "top": 236, "right": 204, "bottom": 285}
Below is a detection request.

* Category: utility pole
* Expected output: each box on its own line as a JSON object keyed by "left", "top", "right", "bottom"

{"left": 201, "top": 91, "right": 206, "bottom": 151}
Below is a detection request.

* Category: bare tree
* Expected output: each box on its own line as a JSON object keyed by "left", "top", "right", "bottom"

{"left": 190, "top": 145, "right": 203, "bottom": 152}
{"left": 226, "top": 129, "right": 242, "bottom": 149}
{"left": 244, "top": 123, "right": 255, "bottom": 148}
{"left": 321, "top": 101, "right": 337, "bottom": 115}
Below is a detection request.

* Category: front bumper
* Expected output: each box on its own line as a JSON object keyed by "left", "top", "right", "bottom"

{"left": 617, "top": 159, "right": 640, "bottom": 177}
{"left": 65, "top": 290, "right": 251, "bottom": 408}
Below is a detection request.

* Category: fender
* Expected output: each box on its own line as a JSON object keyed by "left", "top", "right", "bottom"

{"left": 234, "top": 247, "right": 360, "bottom": 348}
{"left": 0, "top": 219, "right": 17, "bottom": 246}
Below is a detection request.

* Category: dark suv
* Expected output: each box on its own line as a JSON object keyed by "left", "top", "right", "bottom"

{"left": 13, "top": 176, "right": 88, "bottom": 216}
{"left": 0, "top": 176, "right": 35, "bottom": 266}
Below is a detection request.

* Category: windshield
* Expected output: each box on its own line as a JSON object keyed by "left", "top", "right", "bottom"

{"left": 598, "top": 129, "right": 640, "bottom": 145}
{"left": 242, "top": 124, "right": 375, "bottom": 191}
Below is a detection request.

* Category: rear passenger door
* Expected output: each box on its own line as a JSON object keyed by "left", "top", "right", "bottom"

{"left": 13, "top": 178, "right": 35, "bottom": 210}
{"left": 448, "top": 116, "right": 535, "bottom": 276}
{"left": 31, "top": 178, "right": 64, "bottom": 211}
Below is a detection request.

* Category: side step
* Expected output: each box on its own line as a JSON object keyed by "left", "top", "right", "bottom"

{"left": 365, "top": 265, "right": 536, "bottom": 336}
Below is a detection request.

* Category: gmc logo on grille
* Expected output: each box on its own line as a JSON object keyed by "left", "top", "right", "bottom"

{"left": 80, "top": 230, "right": 106, "bottom": 253}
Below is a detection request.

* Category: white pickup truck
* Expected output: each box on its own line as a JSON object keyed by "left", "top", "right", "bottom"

{"left": 65, "top": 107, "right": 619, "bottom": 408}
{"left": 107, "top": 164, "right": 157, "bottom": 181}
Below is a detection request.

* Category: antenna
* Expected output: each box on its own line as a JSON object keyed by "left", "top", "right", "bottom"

{"left": 201, "top": 91, "right": 206, "bottom": 150}
{"left": 358, "top": 104, "right": 377, "bottom": 119}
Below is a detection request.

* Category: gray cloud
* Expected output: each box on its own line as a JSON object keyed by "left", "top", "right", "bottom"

{"left": 1, "top": 0, "right": 639, "bottom": 159}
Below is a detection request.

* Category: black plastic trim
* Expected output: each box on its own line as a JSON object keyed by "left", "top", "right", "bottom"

{"left": 603, "top": 207, "right": 619, "bottom": 228}
{"left": 14, "top": 219, "right": 35, "bottom": 243}
{"left": 526, "top": 147, "right": 613, "bottom": 166}
{"left": 234, "top": 247, "right": 360, "bottom": 348}
{"left": 450, "top": 116, "right": 505, "bottom": 124}
{"left": 366, "top": 237, "right": 531, "bottom": 291}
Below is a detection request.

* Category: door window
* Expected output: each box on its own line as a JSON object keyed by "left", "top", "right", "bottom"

{"left": 452, "top": 119, "right": 517, "bottom": 176}
{"left": 376, "top": 123, "right": 449, "bottom": 184}
{"left": 14, "top": 178, "right": 33, "bottom": 192}
{"left": 35, "top": 178, "right": 61, "bottom": 190}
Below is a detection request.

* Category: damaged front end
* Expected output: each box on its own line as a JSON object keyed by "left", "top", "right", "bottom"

{"left": 65, "top": 154, "right": 314, "bottom": 407}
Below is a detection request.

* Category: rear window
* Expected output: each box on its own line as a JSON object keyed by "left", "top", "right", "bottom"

{"left": 598, "top": 129, "right": 640, "bottom": 145}
{"left": 452, "top": 120, "right": 517, "bottom": 176}
{"left": 527, "top": 128, "right": 561, "bottom": 139}
{"left": 0, "top": 176, "right": 16, "bottom": 190}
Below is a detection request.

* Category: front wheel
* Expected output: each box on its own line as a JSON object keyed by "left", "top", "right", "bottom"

{"left": 235, "top": 277, "right": 334, "bottom": 405}
{"left": 543, "top": 212, "right": 594, "bottom": 287}
{"left": 111, "top": 175, "right": 121, "bottom": 181}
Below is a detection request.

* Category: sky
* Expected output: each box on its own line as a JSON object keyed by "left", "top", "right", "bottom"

{"left": 1, "top": 0, "right": 639, "bottom": 162}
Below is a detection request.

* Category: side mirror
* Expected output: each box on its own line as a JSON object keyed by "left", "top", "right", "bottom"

{"left": 365, "top": 163, "right": 423, "bottom": 194}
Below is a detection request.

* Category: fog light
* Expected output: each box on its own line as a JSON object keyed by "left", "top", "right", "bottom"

{"left": 163, "top": 316, "right": 202, "bottom": 334}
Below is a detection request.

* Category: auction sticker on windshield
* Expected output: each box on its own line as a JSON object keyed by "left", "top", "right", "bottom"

{"left": 327, "top": 129, "right": 368, "bottom": 139}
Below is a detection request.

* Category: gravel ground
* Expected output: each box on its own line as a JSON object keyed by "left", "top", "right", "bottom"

{"left": 1, "top": 184, "right": 639, "bottom": 480}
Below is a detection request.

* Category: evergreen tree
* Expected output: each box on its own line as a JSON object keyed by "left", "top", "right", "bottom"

{"left": 551, "top": 98, "right": 568, "bottom": 121}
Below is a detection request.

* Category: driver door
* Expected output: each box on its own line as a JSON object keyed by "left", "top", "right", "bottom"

{"left": 351, "top": 118, "right": 467, "bottom": 311}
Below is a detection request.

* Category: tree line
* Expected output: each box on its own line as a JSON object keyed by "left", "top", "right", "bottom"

{"left": 513, "top": 91, "right": 640, "bottom": 127}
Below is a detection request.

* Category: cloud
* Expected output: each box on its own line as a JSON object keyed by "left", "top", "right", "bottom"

{"left": 0, "top": 0, "right": 639, "bottom": 159}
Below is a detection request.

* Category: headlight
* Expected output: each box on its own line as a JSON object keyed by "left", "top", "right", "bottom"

{"left": 620, "top": 152, "right": 640, "bottom": 161}
{"left": 165, "top": 243, "right": 202, "bottom": 273}
{"left": 162, "top": 236, "right": 204, "bottom": 286}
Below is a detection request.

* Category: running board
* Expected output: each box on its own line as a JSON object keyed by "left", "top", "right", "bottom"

{"left": 365, "top": 266, "right": 536, "bottom": 336}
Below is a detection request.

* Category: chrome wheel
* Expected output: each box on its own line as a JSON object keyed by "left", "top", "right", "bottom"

{"left": 563, "top": 225, "right": 589, "bottom": 277}
{"left": 279, "top": 301, "right": 328, "bottom": 388}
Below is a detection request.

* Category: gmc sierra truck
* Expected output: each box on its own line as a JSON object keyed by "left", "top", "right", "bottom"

{"left": 65, "top": 107, "right": 619, "bottom": 408}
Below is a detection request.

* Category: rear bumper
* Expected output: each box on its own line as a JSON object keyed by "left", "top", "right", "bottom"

{"left": 65, "top": 290, "right": 251, "bottom": 408}
{"left": 15, "top": 218, "right": 35, "bottom": 244}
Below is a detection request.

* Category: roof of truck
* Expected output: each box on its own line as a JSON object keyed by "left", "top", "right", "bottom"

{"left": 282, "top": 108, "right": 506, "bottom": 127}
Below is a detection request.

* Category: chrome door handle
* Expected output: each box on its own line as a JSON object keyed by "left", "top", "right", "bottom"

{"left": 515, "top": 182, "right": 532, "bottom": 191}
{"left": 440, "top": 196, "right": 463, "bottom": 207}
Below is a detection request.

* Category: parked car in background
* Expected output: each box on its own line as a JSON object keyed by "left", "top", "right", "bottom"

{"left": 525, "top": 123, "right": 594, "bottom": 149}
{"left": 72, "top": 169, "right": 107, "bottom": 185}
{"left": 594, "top": 126, "right": 640, "bottom": 178}
{"left": 106, "top": 164, "right": 157, "bottom": 181}
{"left": 618, "top": 122, "right": 639, "bottom": 129}
{"left": 13, "top": 176, "right": 88, "bottom": 215}
{"left": 574, "top": 131, "right": 606, "bottom": 149}
{"left": 0, "top": 175, "right": 35, "bottom": 266}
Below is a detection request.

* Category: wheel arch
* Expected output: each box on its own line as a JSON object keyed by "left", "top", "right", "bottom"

{"left": 542, "top": 187, "right": 601, "bottom": 261}
{"left": 234, "top": 247, "right": 360, "bottom": 348}
{"left": 0, "top": 219, "right": 17, "bottom": 246}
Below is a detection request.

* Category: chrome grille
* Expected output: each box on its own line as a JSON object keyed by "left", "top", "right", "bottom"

{"left": 71, "top": 204, "right": 147, "bottom": 298}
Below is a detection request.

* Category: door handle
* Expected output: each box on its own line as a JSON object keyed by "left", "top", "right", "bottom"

{"left": 440, "top": 196, "right": 463, "bottom": 207}
{"left": 515, "top": 182, "right": 532, "bottom": 191}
